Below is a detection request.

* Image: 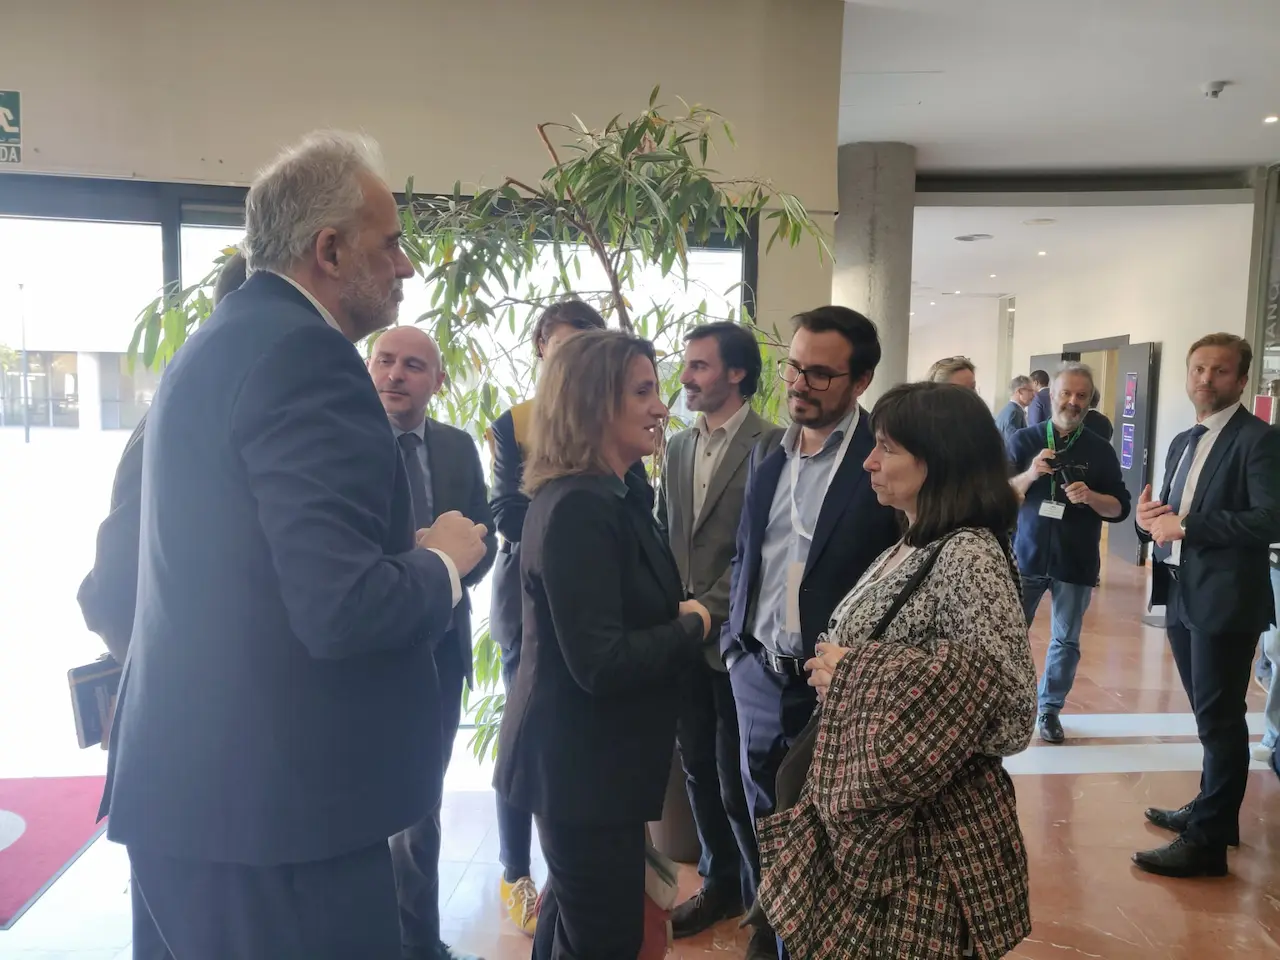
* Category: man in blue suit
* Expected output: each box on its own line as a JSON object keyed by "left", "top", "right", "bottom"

{"left": 100, "top": 132, "right": 489, "bottom": 960}
{"left": 721, "top": 305, "right": 900, "bottom": 960}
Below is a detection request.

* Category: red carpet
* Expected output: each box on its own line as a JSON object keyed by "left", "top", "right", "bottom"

{"left": 0, "top": 776, "right": 108, "bottom": 929}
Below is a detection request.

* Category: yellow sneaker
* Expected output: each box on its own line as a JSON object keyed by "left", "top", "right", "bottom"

{"left": 499, "top": 875, "right": 539, "bottom": 936}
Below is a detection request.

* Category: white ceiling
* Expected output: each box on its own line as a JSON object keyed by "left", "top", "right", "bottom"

{"left": 841, "top": 0, "right": 1280, "bottom": 172}
{"left": 909, "top": 203, "right": 1252, "bottom": 329}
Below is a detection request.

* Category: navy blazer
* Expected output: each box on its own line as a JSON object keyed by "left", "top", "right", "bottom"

{"left": 720, "top": 408, "right": 900, "bottom": 662}
{"left": 1139, "top": 406, "right": 1280, "bottom": 635}
{"left": 101, "top": 272, "right": 456, "bottom": 866}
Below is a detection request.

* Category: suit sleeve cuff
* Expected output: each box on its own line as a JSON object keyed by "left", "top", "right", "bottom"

{"left": 427, "top": 549, "right": 463, "bottom": 607}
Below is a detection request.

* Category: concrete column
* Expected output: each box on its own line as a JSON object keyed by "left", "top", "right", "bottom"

{"left": 832, "top": 142, "right": 916, "bottom": 405}
{"left": 76, "top": 351, "right": 103, "bottom": 432}
{"left": 994, "top": 296, "right": 1017, "bottom": 410}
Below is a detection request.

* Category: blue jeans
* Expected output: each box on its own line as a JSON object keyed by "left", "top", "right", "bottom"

{"left": 1259, "top": 567, "right": 1280, "bottom": 749}
{"left": 1020, "top": 575, "right": 1094, "bottom": 715}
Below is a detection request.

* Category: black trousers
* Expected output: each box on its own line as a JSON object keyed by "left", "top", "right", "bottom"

{"left": 388, "top": 636, "right": 466, "bottom": 955}
{"left": 532, "top": 816, "right": 646, "bottom": 960}
{"left": 676, "top": 658, "right": 758, "bottom": 906}
{"left": 128, "top": 842, "right": 400, "bottom": 959}
{"left": 1166, "top": 578, "right": 1257, "bottom": 846}
{"left": 495, "top": 643, "right": 534, "bottom": 880}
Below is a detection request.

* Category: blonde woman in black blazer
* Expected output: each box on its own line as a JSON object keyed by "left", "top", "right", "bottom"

{"left": 494, "top": 329, "right": 710, "bottom": 960}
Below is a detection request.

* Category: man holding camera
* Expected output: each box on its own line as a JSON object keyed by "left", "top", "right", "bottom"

{"left": 1009, "top": 362, "right": 1131, "bottom": 744}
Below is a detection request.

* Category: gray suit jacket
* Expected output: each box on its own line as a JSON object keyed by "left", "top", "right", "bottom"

{"left": 658, "top": 407, "right": 783, "bottom": 670}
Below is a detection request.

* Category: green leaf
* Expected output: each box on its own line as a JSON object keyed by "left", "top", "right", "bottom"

{"left": 649, "top": 84, "right": 660, "bottom": 108}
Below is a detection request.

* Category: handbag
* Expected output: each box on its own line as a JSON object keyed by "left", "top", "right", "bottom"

{"left": 742, "top": 531, "right": 959, "bottom": 928}
{"left": 640, "top": 840, "right": 680, "bottom": 959}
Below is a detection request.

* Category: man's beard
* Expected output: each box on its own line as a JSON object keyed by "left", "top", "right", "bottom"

{"left": 1054, "top": 406, "right": 1084, "bottom": 430}
{"left": 1194, "top": 386, "right": 1241, "bottom": 415}
{"left": 340, "top": 260, "right": 400, "bottom": 338}
{"left": 789, "top": 388, "right": 854, "bottom": 428}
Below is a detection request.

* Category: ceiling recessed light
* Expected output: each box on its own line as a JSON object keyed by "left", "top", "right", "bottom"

{"left": 989, "top": 273, "right": 997, "bottom": 278}
{"left": 930, "top": 301, "right": 936, "bottom": 306}
{"left": 1008, "top": 307, "right": 1016, "bottom": 313}
{"left": 1266, "top": 115, "right": 1279, "bottom": 124}
{"left": 1038, "top": 251, "right": 1047, "bottom": 256}
{"left": 1024, "top": 218, "right": 1057, "bottom": 226}
{"left": 909, "top": 311, "right": 915, "bottom": 317}
{"left": 954, "top": 290, "right": 961, "bottom": 295}
{"left": 954, "top": 233, "right": 994, "bottom": 242}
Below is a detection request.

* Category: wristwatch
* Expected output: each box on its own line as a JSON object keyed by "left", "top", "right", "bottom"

{"left": 1179, "top": 516, "right": 1188, "bottom": 533}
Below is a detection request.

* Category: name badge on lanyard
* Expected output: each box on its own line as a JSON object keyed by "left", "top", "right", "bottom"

{"left": 785, "top": 410, "right": 860, "bottom": 633}
{"left": 1043, "top": 418, "right": 1082, "bottom": 516}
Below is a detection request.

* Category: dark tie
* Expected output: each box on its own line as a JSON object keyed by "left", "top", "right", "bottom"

{"left": 398, "top": 432, "right": 434, "bottom": 529}
{"left": 1153, "top": 424, "right": 1208, "bottom": 564}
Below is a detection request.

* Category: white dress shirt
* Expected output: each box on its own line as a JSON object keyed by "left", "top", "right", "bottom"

{"left": 1169, "top": 402, "right": 1241, "bottom": 565}
{"left": 692, "top": 401, "right": 752, "bottom": 520}
{"left": 269, "top": 271, "right": 462, "bottom": 605}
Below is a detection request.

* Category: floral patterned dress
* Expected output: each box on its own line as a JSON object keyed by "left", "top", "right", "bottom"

{"left": 756, "top": 528, "right": 1037, "bottom": 959}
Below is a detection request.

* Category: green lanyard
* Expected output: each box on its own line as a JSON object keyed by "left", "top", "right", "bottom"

{"left": 1046, "top": 420, "right": 1083, "bottom": 501}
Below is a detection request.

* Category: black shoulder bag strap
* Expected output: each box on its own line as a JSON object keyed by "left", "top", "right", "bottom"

{"left": 770, "top": 531, "right": 961, "bottom": 811}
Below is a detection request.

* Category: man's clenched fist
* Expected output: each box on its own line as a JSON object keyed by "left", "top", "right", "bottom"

{"left": 417, "top": 510, "right": 488, "bottom": 577}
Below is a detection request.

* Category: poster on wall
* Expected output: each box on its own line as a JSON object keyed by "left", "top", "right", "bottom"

{"left": 1123, "top": 372, "right": 1138, "bottom": 419}
{"left": 1120, "top": 423, "right": 1135, "bottom": 470}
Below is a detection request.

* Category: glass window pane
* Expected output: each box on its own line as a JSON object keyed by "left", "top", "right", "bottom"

{"left": 182, "top": 224, "right": 243, "bottom": 288}
{"left": 0, "top": 217, "right": 163, "bottom": 779}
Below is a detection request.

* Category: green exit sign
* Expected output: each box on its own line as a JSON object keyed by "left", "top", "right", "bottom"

{"left": 0, "top": 91, "right": 22, "bottom": 164}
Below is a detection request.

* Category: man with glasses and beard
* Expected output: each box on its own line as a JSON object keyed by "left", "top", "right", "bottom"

{"left": 720, "top": 306, "right": 898, "bottom": 960}
{"left": 100, "top": 132, "right": 488, "bottom": 959}
{"left": 1008, "top": 363, "right": 1130, "bottom": 747}
{"left": 1134, "top": 333, "right": 1280, "bottom": 877}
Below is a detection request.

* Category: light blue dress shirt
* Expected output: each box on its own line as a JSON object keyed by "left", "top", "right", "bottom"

{"left": 750, "top": 408, "right": 858, "bottom": 657}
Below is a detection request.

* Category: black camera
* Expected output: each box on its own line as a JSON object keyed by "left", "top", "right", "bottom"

{"left": 1051, "top": 460, "right": 1089, "bottom": 486}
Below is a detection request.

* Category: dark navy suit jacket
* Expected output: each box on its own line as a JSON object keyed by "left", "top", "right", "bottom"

{"left": 101, "top": 272, "right": 456, "bottom": 866}
{"left": 720, "top": 408, "right": 900, "bottom": 663}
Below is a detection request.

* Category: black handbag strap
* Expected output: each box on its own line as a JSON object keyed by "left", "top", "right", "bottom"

{"left": 863, "top": 530, "right": 960, "bottom": 642}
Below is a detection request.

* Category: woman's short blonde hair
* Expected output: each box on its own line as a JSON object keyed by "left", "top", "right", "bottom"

{"left": 926, "top": 355, "right": 976, "bottom": 384}
{"left": 523, "top": 328, "right": 658, "bottom": 495}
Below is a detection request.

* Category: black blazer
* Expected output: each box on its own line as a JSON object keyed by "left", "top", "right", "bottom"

{"left": 1140, "top": 406, "right": 1280, "bottom": 635}
{"left": 77, "top": 415, "right": 147, "bottom": 663}
{"left": 101, "top": 272, "right": 456, "bottom": 866}
{"left": 424, "top": 417, "right": 497, "bottom": 683}
{"left": 721, "top": 409, "right": 900, "bottom": 662}
{"left": 487, "top": 400, "right": 647, "bottom": 659}
{"left": 493, "top": 471, "right": 703, "bottom": 825}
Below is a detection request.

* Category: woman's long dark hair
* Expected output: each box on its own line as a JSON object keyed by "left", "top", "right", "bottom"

{"left": 869, "top": 381, "right": 1019, "bottom": 554}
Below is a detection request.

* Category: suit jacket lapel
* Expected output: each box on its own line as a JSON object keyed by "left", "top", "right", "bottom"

{"left": 1190, "top": 407, "right": 1247, "bottom": 512}
{"left": 1161, "top": 432, "right": 1189, "bottom": 503}
{"left": 805, "top": 409, "right": 874, "bottom": 577}
{"left": 693, "top": 411, "right": 766, "bottom": 537}
{"left": 423, "top": 418, "right": 451, "bottom": 515}
{"left": 671, "top": 430, "right": 695, "bottom": 559}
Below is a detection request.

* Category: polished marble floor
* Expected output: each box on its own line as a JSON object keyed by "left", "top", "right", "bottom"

{"left": 1, "top": 557, "right": 1277, "bottom": 959}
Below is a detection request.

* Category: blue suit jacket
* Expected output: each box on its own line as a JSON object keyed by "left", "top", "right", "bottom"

{"left": 720, "top": 408, "right": 900, "bottom": 663}
{"left": 101, "top": 272, "right": 456, "bottom": 866}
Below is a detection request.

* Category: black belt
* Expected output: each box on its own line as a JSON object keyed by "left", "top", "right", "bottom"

{"left": 760, "top": 647, "right": 807, "bottom": 677}
{"left": 499, "top": 540, "right": 516, "bottom": 555}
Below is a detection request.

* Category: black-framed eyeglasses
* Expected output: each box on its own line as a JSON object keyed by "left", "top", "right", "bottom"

{"left": 778, "top": 359, "right": 850, "bottom": 392}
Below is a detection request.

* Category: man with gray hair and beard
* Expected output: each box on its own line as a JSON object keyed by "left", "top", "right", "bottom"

{"left": 1007, "top": 362, "right": 1131, "bottom": 746}
{"left": 99, "top": 132, "right": 488, "bottom": 959}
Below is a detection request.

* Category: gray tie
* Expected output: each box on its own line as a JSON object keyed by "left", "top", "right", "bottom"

{"left": 397, "top": 432, "right": 434, "bottom": 528}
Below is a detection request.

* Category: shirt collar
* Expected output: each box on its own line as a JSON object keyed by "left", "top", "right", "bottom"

{"left": 392, "top": 417, "right": 427, "bottom": 442}
{"left": 782, "top": 406, "right": 859, "bottom": 460}
{"left": 695, "top": 401, "right": 752, "bottom": 442}
{"left": 1198, "top": 403, "right": 1240, "bottom": 435}
{"left": 269, "top": 271, "right": 343, "bottom": 336}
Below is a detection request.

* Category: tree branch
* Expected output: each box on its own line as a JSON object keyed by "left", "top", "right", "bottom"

{"left": 537, "top": 122, "right": 631, "bottom": 331}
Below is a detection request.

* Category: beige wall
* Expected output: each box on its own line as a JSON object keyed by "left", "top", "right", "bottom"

{"left": 0, "top": 0, "right": 842, "bottom": 336}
